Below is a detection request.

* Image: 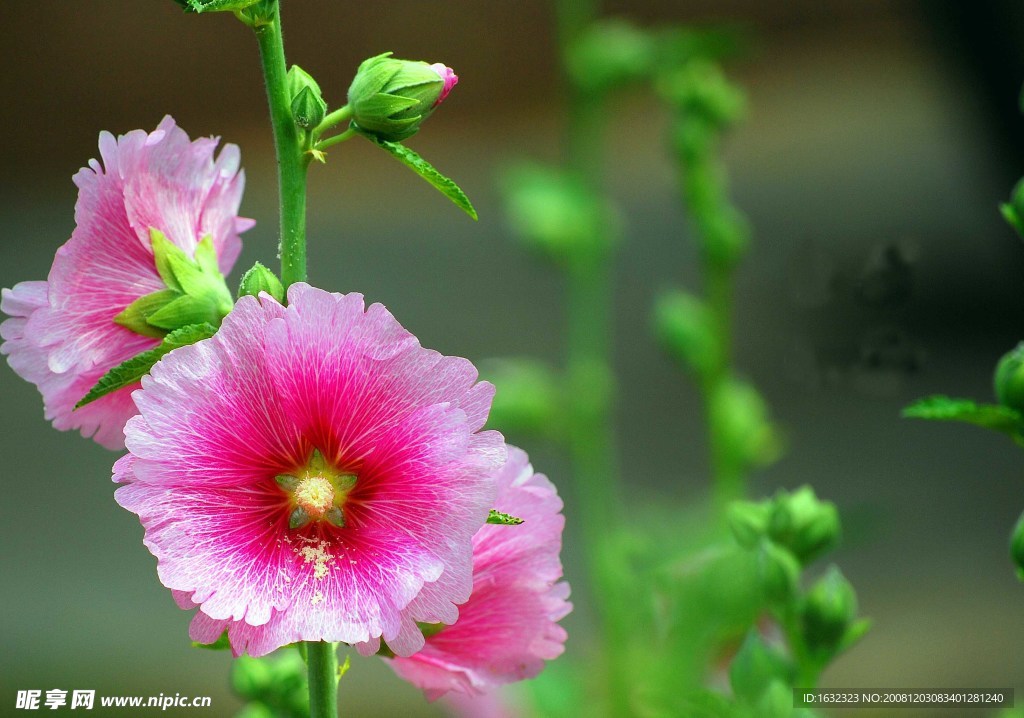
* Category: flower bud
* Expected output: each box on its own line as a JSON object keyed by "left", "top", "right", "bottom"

{"left": 287, "top": 65, "right": 327, "bottom": 130}
{"left": 347, "top": 53, "right": 458, "bottom": 142}
{"left": 729, "top": 631, "right": 793, "bottom": 703}
{"left": 237, "top": 262, "right": 285, "bottom": 303}
{"left": 755, "top": 540, "right": 799, "bottom": 605}
{"left": 1001, "top": 178, "right": 1024, "bottom": 238}
{"left": 995, "top": 343, "right": 1024, "bottom": 414}
{"left": 1012, "top": 511, "right": 1024, "bottom": 581}
{"left": 711, "top": 378, "right": 782, "bottom": 470}
{"left": 481, "top": 358, "right": 561, "bottom": 437}
{"left": 654, "top": 291, "right": 721, "bottom": 378}
{"left": 767, "top": 486, "right": 841, "bottom": 565}
{"left": 801, "top": 566, "right": 857, "bottom": 656}
{"left": 727, "top": 500, "right": 769, "bottom": 550}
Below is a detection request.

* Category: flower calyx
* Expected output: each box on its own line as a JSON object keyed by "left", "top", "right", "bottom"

{"left": 114, "top": 228, "right": 235, "bottom": 339}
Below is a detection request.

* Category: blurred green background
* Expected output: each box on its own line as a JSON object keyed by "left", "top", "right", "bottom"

{"left": 4, "top": 1, "right": 1024, "bottom": 715}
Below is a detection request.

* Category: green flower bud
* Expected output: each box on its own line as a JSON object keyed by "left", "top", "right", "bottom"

{"left": 711, "top": 378, "right": 783, "bottom": 471}
{"left": 237, "top": 262, "right": 285, "bottom": 303}
{"left": 1011, "top": 511, "right": 1024, "bottom": 581}
{"left": 727, "top": 500, "right": 769, "bottom": 550}
{"left": 287, "top": 65, "right": 327, "bottom": 130}
{"left": 567, "top": 19, "right": 655, "bottom": 94}
{"left": 347, "top": 53, "right": 458, "bottom": 142}
{"left": 1001, "top": 178, "right": 1024, "bottom": 238}
{"left": 755, "top": 540, "right": 799, "bottom": 605}
{"left": 801, "top": 566, "right": 857, "bottom": 656}
{"left": 231, "top": 656, "right": 274, "bottom": 701}
{"left": 654, "top": 291, "right": 721, "bottom": 378}
{"left": 501, "top": 164, "right": 618, "bottom": 266}
{"left": 995, "top": 343, "right": 1024, "bottom": 414}
{"left": 767, "top": 486, "right": 841, "bottom": 565}
{"left": 658, "top": 60, "right": 746, "bottom": 129}
{"left": 481, "top": 358, "right": 561, "bottom": 437}
{"left": 729, "top": 631, "right": 793, "bottom": 704}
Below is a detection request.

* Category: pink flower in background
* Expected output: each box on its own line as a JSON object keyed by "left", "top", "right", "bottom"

{"left": 430, "top": 63, "right": 459, "bottom": 106}
{"left": 388, "top": 447, "right": 571, "bottom": 700}
{"left": 116, "top": 284, "right": 505, "bottom": 657}
{"left": 0, "top": 116, "right": 250, "bottom": 449}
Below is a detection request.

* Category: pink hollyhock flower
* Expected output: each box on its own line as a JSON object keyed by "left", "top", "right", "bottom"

{"left": 115, "top": 283, "right": 505, "bottom": 658}
{"left": 387, "top": 446, "right": 571, "bottom": 700}
{"left": 0, "top": 116, "right": 250, "bottom": 450}
{"left": 429, "top": 63, "right": 459, "bottom": 106}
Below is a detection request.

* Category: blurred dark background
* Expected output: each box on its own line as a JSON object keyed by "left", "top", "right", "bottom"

{"left": 4, "top": 1, "right": 1024, "bottom": 715}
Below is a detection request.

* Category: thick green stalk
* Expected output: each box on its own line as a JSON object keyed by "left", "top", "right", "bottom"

{"left": 251, "top": 5, "right": 329, "bottom": 716}
{"left": 305, "top": 642, "right": 339, "bottom": 718}
{"left": 254, "top": 1, "right": 309, "bottom": 288}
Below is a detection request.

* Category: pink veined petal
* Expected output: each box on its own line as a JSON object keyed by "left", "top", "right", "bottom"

{"left": 387, "top": 446, "right": 571, "bottom": 699}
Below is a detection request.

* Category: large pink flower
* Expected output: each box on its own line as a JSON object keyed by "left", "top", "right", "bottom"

{"left": 0, "top": 116, "right": 250, "bottom": 449}
{"left": 388, "top": 446, "right": 571, "bottom": 700}
{"left": 115, "top": 284, "right": 505, "bottom": 657}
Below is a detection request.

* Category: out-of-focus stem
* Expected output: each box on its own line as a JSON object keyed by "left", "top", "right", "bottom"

{"left": 555, "top": 0, "right": 629, "bottom": 714}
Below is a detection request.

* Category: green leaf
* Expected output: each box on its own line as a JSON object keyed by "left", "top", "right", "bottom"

{"left": 363, "top": 134, "right": 477, "bottom": 220}
{"left": 76, "top": 323, "right": 217, "bottom": 408}
{"left": 902, "top": 395, "right": 1023, "bottom": 434}
{"left": 113, "top": 289, "right": 179, "bottom": 339}
{"left": 486, "top": 509, "right": 524, "bottom": 525}
{"left": 192, "top": 631, "right": 231, "bottom": 650}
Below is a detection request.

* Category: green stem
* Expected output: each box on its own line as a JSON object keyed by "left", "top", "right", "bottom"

{"left": 305, "top": 641, "right": 339, "bottom": 718}
{"left": 554, "top": 1, "right": 631, "bottom": 714}
{"left": 706, "top": 261, "right": 741, "bottom": 512}
{"left": 253, "top": 1, "right": 309, "bottom": 289}
{"left": 314, "top": 128, "right": 357, "bottom": 152}
{"left": 314, "top": 105, "right": 353, "bottom": 136}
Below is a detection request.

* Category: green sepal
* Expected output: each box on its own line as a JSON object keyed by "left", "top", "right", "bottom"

{"left": 902, "top": 395, "right": 1024, "bottom": 435}
{"left": 238, "top": 262, "right": 285, "bottom": 302}
{"left": 191, "top": 630, "right": 231, "bottom": 650}
{"left": 356, "top": 94, "right": 420, "bottom": 120}
{"left": 486, "top": 509, "right": 524, "bottom": 525}
{"left": 151, "top": 228, "right": 183, "bottom": 292}
{"left": 361, "top": 133, "right": 477, "bottom": 220}
{"left": 146, "top": 294, "right": 227, "bottom": 331}
{"left": 837, "top": 617, "right": 872, "bottom": 656}
{"left": 76, "top": 323, "right": 217, "bottom": 408}
{"left": 728, "top": 630, "right": 794, "bottom": 704}
{"left": 727, "top": 500, "right": 769, "bottom": 550}
{"left": 153, "top": 233, "right": 229, "bottom": 303}
{"left": 113, "top": 289, "right": 179, "bottom": 339}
